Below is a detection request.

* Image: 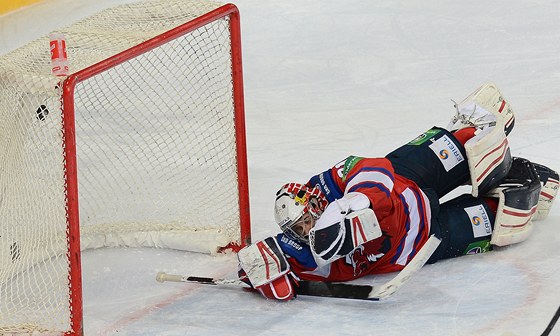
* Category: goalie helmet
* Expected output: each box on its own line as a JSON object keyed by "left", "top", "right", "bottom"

{"left": 274, "top": 183, "right": 328, "bottom": 243}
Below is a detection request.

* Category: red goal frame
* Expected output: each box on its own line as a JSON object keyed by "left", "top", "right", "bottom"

{"left": 60, "top": 4, "right": 250, "bottom": 334}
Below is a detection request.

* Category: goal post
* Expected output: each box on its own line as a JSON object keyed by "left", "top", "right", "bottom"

{"left": 0, "top": 0, "right": 251, "bottom": 334}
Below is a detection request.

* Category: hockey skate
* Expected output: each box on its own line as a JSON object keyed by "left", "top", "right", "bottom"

{"left": 447, "top": 83, "right": 515, "bottom": 136}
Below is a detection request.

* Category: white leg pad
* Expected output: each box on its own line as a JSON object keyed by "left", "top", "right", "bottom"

{"left": 487, "top": 158, "right": 541, "bottom": 246}
{"left": 451, "top": 83, "right": 515, "bottom": 197}
{"left": 449, "top": 83, "right": 515, "bottom": 135}
{"left": 468, "top": 83, "right": 515, "bottom": 133}
{"left": 489, "top": 188, "right": 535, "bottom": 246}
{"left": 465, "top": 127, "right": 511, "bottom": 197}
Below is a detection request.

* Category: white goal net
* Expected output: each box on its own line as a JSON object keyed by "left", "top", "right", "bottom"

{"left": 0, "top": 0, "right": 250, "bottom": 334}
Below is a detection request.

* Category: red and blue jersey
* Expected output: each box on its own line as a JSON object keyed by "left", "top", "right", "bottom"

{"left": 289, "top": 156, "right": 432, "bottom": 281}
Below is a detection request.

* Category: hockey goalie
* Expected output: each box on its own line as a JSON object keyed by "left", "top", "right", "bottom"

{"left": 237, "top": 83, "right": 559, "bottom": 300}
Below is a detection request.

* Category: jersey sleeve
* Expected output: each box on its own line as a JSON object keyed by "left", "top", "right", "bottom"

{"left": 296, "top": 156, "right": 433, "bottom": 280}
{"left": 309, "top": 156, "right": 398, "bottom": 217}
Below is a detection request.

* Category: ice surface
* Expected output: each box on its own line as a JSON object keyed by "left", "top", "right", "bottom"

{"left": 1, "top": 0, "right": 559, "bottom": 335}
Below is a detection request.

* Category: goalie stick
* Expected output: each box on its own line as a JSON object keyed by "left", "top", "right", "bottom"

{"left": 541, "top": 305, "right": 560, "bottom": 336}
{"left": 156, "top": 271, "right": 378, "bottom": 300}
{"left": 156, "top": 235, "right": 441, "bottom": 301}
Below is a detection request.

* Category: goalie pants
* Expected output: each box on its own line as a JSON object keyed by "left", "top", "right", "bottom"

{"left": 386, "top": 126, "right": 497, "bottom": 262}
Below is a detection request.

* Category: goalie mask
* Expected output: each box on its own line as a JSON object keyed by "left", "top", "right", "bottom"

{"left": 274, "top": 183, "right": 328, "bottom": 243}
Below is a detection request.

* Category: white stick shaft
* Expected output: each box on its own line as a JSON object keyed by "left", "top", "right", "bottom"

{"left": 156, "top": 272, "right": 184, "bottom": 283}
{"left": 369, "top": 235, "right": 441, "bottom": 299}
{"left": 156, "top": 272, "right": 246, "bottom": 286}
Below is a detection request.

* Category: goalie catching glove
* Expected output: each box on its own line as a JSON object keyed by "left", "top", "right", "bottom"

{"left": 310, "top": 192, "right": 382, "bottom": 267}
{"left": 237, "top": 236, "right": 299, "bottom": 301}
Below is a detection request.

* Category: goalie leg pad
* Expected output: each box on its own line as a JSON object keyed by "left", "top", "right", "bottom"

{"left": 448, "top": 83, "right": 515, "bottom": 135}
{"left": 465, "top": 126, "right": 512, "bottom": 197}
{"left": 532, "top": 162, "right": 559, "bottom": 221}
{"left": 487, "top": 157, "right": 541, "bottom": 246}
{"left": 446, "top": 83, "right": 516, "bottom": 197}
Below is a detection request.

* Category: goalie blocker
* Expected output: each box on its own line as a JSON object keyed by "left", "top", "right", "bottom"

{"left": 309, "top": 192, "right": 382, "bottom": 267}
{"left": 237, "top": 236, "right": 299, "bottom": 301}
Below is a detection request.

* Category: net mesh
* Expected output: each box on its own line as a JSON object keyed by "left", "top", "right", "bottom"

{"left": 0, "top": 0, "right": 244, "bottom": 333}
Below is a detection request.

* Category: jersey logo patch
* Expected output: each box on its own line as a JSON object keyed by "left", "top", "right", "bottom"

{"left": 429, "top": 135, "right": 464, "bottom": 172}
{"left": 464, "top": 240, "right": 491, "bottom": 255}
{"left": 345, "top": 235, "right": 390, "bottom": 276}
{"left": 409, "top": 128, "right": 441, "bottom": 145}
{"left": 464, "top": 205, "right": 492, "bottom": 238}
{"left": 341, "top": 155, "right": 363, "bottom": 182}
{"left": 348, "top": 246, "right": 374, "bottom": 277}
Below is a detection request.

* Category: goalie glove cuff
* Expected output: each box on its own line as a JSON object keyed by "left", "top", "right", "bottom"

{"left": 256, "top": 273, "right": 299, "bottom": 301}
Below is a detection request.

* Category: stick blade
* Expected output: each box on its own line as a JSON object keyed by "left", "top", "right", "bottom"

{"left": 297, "top": 281, "right": 378, "bottom": 301}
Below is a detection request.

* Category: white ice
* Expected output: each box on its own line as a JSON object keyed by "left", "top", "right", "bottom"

{"left": 1, "top": 0, "right": 559, "bottom": 335}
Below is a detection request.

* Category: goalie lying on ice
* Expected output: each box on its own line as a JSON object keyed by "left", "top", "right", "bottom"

{"left": 237, "top": 83, "right": 559, "bottom": 301}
